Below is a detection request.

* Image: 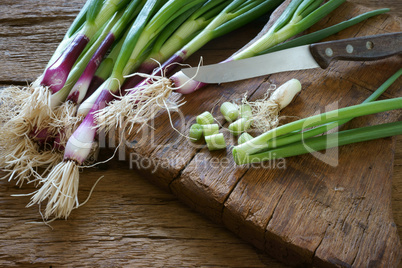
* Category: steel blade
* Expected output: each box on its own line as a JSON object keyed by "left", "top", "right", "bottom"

{"left": 181, "top": 45, "right": 320, "bottom": 83}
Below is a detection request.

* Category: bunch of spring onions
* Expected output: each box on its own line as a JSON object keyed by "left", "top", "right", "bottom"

{"left": 16, "top": 0, "right": 288, "bottom": 220}
{"left": 232, "top": 69, "right": 402, "bottom": 164}
{"left": 0, "top": 0, "right": 133, "bottom": 185}
{"left": 93, "top": 0, "right": 389, "bottom": 135}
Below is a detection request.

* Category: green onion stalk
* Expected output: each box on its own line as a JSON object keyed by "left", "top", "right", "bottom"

{"left": 232, "top": 96, "right": 402, "bottom": 164}
{"left": 265, "top": 68, "right": 402, "bottom": 149}
{"left": 128, "top": 0, "right": 232, "bottom": 83}
{"left": 81, "top": 29, "right": 131, "bottom": 102}
{"left": 45, "top": 0, "right": 92, "bottom": 70}
{"left": 94, "top": 0, "right": 284, "bottom": 133}
{"left": 28, "top": 0, "right": 208, "bottom": 220}
{"left": 238, "top": 120, "right": 402, "bottom": 164}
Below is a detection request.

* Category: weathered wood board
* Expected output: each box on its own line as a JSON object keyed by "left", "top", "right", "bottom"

{"left": 118, "top": 2, "right": 402, "bottom": 267}
{"left": 0, "top": 0, "right": 401, "bottom": 267}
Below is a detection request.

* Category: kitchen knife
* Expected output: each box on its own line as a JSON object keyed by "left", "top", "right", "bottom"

{"left": 181, "top": 32, "right": 402, "bottom": 84}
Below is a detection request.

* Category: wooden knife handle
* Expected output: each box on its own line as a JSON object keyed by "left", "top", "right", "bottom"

{"left": 309, "top": 32, "right": 402, "bottom": 69}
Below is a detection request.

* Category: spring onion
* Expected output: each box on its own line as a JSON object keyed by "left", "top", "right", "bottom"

{"left": 237, "top": 121, "right": 402, "bottom": 164}
{"left": 266, "top": 68, "right": 402, "bottom": 149}
{"left": 40, "top": 0, "right": 123, "bottom": 93}
{"left": 205, "top": 133, "right": 227, "bottom": 151}
{"left": 240, "top": 78, "right": 301, "bottom": 132}
{"left": 65, "top": 0, "right": 146, "bottom": 107}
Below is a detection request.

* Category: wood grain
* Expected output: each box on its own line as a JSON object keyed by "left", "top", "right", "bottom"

{"left": 0, "top": 0, "right": 401, "bottom": 267}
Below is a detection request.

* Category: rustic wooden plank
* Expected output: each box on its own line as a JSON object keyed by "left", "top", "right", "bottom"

{"left": 0, "top": 0, "right": 401, "bottom": 268}
{"left": 0, "top": 0, "right": 83, "bottom": 83}
{"left": 219, "top": 5, "right": 402, "bottom": 266}
{"left": 121, "top": 2, "right": 402, "bottom": 267}
{"left": 0, "top": 156, "right": 284, "bottom": 267}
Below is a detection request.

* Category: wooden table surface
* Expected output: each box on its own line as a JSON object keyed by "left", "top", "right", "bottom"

{"left": 0, "top": 0, "right": 401, "bottom": 267}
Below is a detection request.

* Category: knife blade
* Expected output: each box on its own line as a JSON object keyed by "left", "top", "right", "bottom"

{"left": 181, "top": 32, "right": 402, "bottom": 84}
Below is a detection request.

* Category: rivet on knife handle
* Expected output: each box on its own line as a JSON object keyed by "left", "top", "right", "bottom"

{"left": 309, "top": 32, "right": 402, "bottom": 69}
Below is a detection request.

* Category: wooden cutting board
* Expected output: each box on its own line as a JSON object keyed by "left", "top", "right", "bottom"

{"left": 0, "top": 0, "right": 401, "bottom": 267}
{"left": 118, "top": 2, "right": 402, "bottom": 267}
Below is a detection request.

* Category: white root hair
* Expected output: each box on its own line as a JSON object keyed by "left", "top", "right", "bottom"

{"left": 0, "top": 85, "right": 75, "bottom": 186}
{"left": 242, "top": 84, "right": 280, "bottom": 133}
{"left": 0, "top": 135, "right": 63, "bottom": 186}
{"left": 0, "top": 86, "right": 30, "bottom": 124}
{"left": 28, "top": 161, "right": 80, "bottom": 220}
{"left": 95, "top": 69, "right": 185, "bottom": 134}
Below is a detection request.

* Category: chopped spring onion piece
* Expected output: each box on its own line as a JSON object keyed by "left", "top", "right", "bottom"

{"left": 202, "top": 124, "right": 220, "bottom": 136}
{"left": 238, "top": 132, "right": 254, "bottom": 144}
{"left": 189, "top": 124, "right": 203, "bottom": 141}
{"left": 236, "top": 121, "right": 402, "bottom": 164}
{"left": 196, "top": 111, "right": 215, "bottom": 125}
{"left": 220, "top": 102, "right": 239, "bottom": 122}
{"left": 239, "top": 104, "right": 252, "bottom": 119}
{"left": 232, "top": 97, "right": 402, "bottom": 163}
{"left": 205, "top": 133, "right": 227, "bottom": 151}
{"left": 228, "top": 117, "right": 252, "bottom": 135}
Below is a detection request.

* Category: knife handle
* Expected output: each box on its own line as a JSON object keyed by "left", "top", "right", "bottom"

{"left": 309, "top": 32, "right": 402, "bottom": 69}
